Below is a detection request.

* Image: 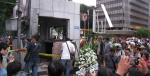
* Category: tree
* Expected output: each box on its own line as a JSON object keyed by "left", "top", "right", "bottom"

{"left": 80, "top": 4, "right": 95, "bottom": 29}
{"left": 0, "top": 0, "right": 16, "bottom": 34}
{"left": 136, "top": 28, "right": 150, "bottom": 38}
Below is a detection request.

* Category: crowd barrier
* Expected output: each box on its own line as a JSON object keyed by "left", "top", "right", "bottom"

{"left": 8, "top": 45, "right": 77, "bottom": 59}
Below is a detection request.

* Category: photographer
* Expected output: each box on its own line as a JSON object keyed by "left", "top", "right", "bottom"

{"left": 82, "top": 56, "right": 150, "bottom": 76}
{"left": 115, "top": 56, "right": 150, "bottom": 76}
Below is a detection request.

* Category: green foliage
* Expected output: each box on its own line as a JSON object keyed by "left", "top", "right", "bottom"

{"left": 0, "top": 0, "right": 16, "bottom": 34}
{"left": 80, "top": 4, "right": 95, "bottom": 29}
{"left": 136, "top": 28, "right": 150, "bottom": 38}
{"left": 90, "top": 41, "right": 99, "bottom": 53}
{"left": 80, "top": 34, "right": 116, "bottom": 38}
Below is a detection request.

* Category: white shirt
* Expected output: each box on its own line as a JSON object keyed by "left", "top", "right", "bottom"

{"left": 115, "top": 50, "right": 125, "bottom": 57}
{"left": 61, "top": 41, "right": 75, "bottom": 59}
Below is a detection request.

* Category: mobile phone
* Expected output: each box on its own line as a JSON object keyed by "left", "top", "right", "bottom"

{"left": 130, "top": 57, "right": 139, "bottom": 65}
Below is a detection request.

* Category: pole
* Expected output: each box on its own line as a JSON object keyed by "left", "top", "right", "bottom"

{"left": 17, "top": 0, "right": 21, "bottom": 62}
{"left": 84, "top": 21, "right": 86, "bottom": 44}
{"left": 87, "top": 8, "right": 89, "bottom": 34}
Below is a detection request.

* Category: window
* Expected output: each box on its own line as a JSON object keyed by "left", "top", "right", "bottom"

{"left": 104, "top": 0, "right": 122, "bottom": 6}
{"left": 130, "top": 2, "right": 148, "bottom": 11}
{"left": 136, "top": 0, "right": 148, "bottom": 6}
{"left": 130, "top": 9, "right": 148, "bottom": 16}
{"left": 130, "top": 15, "right": 148, "bottom": 22}
{"left": 107, "top": 6, "right": 122, "bottom": 11}
{"left": 130, "top": 22, "right": 148, "bottom": 27}
{"left": 111, "top": 20, "right": 124, "bottom": 24}
{"left": 98, "top": 13, "right": 123, "bottom": 19}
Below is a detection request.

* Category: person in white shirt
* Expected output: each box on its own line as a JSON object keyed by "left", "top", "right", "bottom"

{"left": 115, "top": 44, "right": 125, "bottom": 61}
{"left": 60, "top": 38, "right": 75, "bottom": 76}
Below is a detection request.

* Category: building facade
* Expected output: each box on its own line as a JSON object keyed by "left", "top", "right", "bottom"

{"left": 96, "top": 0, "right": 149, "bottom": 35}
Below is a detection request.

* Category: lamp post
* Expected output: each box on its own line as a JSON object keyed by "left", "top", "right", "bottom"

{"left": 17, "top": 0, "right": 22, "bottom": 62}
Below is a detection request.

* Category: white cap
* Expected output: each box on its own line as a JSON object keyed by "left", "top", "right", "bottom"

{"left": 130, "top": 42, "right": 135, "bottom": 46}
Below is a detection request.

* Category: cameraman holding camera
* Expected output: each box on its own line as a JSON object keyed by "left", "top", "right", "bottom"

{"left": 82, "top": 56, "right": 150, "bottom": 76}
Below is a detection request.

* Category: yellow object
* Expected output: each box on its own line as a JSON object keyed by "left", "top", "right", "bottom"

{"left": 8, "top": 50, "right": 61, "bottom": 57}
{"left": 81, "top": 29, "right": 92, "bottom": 31}
{"left": 9, "top": 45, "right": 13, "bottom": 46}
{"left": 8, "top": 50, "right": 77, "bottom": 59}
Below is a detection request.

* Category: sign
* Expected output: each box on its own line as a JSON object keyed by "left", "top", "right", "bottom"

{"left": 83, "top": 13, "right": 87, "bottom": 22}
{"left": 5, "top": 18, "right": 17, "bottom": 31}
{"left": 74, "top": 26, "right": 79, "bottom": 29}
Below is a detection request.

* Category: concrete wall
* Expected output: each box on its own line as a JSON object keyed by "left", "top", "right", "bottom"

{"left": 28, "top": 0, "right": 80, "bottom": 58}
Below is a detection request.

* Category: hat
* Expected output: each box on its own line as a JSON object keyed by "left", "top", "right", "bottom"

{"left": 114, "top": 43, "right": 122, "bottom": 50}
{"left": 140, "top": 45, "right": 145, "bottom": 49}
{"left": 130, "top": 42, "right": 135, "bottom": 46}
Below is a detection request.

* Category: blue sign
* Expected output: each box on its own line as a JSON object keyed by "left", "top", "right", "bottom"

{"left": 74, "top": 26, "right": 79, "bottom": 29}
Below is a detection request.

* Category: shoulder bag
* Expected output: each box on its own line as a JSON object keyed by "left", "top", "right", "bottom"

{"left": 110, "top": 55, "right": 116, "bottom": 70}
{"left": 66, "top": 42, "right": 73, "bottom": 60}
{"left": 24, "top": 43, "right": 39, "bottom": 62}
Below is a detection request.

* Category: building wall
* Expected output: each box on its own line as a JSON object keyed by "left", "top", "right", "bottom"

{"left": 96, "top": 0, "right": 149, "bottom": 31}
{"left": 149, "top": 0, "right": 150, "bottom": 29}
{"left": 28, "top": 0, "right": 80, "bottom": 47}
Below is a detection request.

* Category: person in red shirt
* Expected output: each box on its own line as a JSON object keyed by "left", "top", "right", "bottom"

{"left": 140, "top": 52, "right": 149, "bottom": 66}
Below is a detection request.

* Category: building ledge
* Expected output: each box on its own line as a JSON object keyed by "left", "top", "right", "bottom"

{"left": 104, "top": 30, "right": 135, "bottom": 34}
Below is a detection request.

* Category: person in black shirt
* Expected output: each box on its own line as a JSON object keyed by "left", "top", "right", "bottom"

{"left": 97, "top": 36, "right": 105, "bottom": 64}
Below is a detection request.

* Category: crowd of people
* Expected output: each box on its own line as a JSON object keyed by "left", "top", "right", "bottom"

{"left": 93, "top": 36, "right": 150, "bottom": 76}
{"left": 1, "top": 34, "right": 150, "bottom": 76}
{"left": 0, "top": 34, "right": 76, "bottom": 76}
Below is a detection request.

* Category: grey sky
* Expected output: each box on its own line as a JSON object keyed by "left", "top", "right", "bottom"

{"left": 72, "top": 0, "right": 96, "bottom": 6}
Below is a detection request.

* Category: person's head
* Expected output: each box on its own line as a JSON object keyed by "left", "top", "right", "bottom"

{"left": 97, "top": 66, "right": 113, "bottom": 76}
{"left": 114, "top": 38, "right": 116, "bottom": 41}
{"left": 7, "top": 60, "right": 21, "bottom": 76}
{"left": 105, "top": 37, "right": 110, "bottom": 42}
{"left": 66, "top": 38, "right": 70, "bottom": 41}
{"left": 134, "top": 41, "right": 138, "bottom": 45}
{"left": 140, "top": 45, "right": 145, "bottom": 51}
{"left": 48, "top": 60, "right": 64, "bottom": 76}
{"left": 9, "top": 38, "right": 12, "bottom": 42}
{"left": 141, "top": 52, "right": 149, "bottom": 61}
{"left": 143, "top": 39, "right": 145, "bottom": 42}
{"left": 133, "top": 46, "right": 138, "bottom": 53}
{"left": 128, "top": 68, "right": 144, "bottom": 76}
{"left": 125, "top": 48, "right": 131, "bottom": 56}
{"left": 122, "top": 39, "right": 126, "bottom": 43}
{"left": 119, "top": 40, "right": 121, "bottom": 43}
{"left": 32, "top": 35, "right": 39, "bottom": 42}
{"left": 130, "top": 42, "right": 135, "bottom": 48}
{"left": 0, "top": 42, "right": 9, "bottom": 56}
{"left": 98, "top": 36, "right": 103, "bottom": 42}
{"left": 109, "top": 48, "right": 115, "bottom": 56}
{"left": 116, "top": 44, "right": 122, "bottom": 51}
{"left": 5, "top": 35, "right": 7, "bottom": 37}
{"left": 146, "top": 40, "right": 149, "bottom": 43}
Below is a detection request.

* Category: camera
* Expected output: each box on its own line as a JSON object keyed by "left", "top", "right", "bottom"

{"left": 130, "top": 57, "right": 139, "bottom": 65}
